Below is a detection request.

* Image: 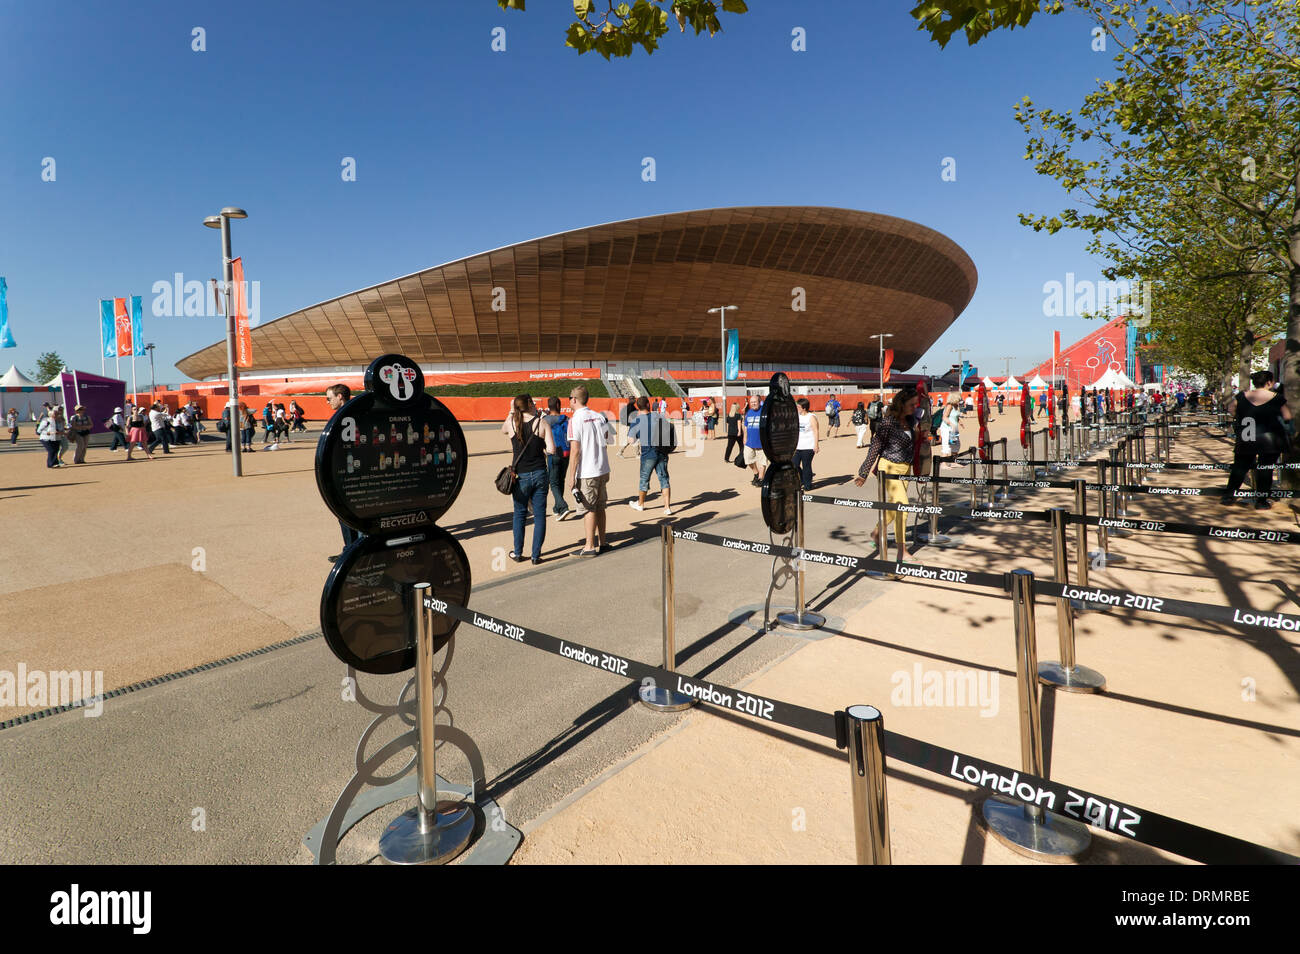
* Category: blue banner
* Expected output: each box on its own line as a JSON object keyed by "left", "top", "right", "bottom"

{"left": 130, "top": 295, "right": 145, "bottom": 356}
{"left": 100, "top": 299, "right": 116, "bottom": 358}
{"left": 0, "top": 278, "right": 14, "bottom": 349}
{"left": 960, "top": 360, "right": 971, "bottom": 387}
{"left": 725, "top": 328, "right": 739, "bottom": 381}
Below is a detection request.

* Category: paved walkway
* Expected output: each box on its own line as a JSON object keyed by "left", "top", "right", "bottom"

{"left": 2, "top": 411, "right": 1296, "bottom": 863}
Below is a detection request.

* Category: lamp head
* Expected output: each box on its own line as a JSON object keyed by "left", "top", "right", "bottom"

{"left": 203, "top": 216, "right": 222, "bottom": 229}
{"left": 221, "top": 207, "right": 248, "bottom": 219}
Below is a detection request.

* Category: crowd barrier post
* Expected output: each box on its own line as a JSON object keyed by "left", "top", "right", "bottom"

{"left": 996, "top": 437, "right": 1010, "bottom": 503}
{"left": 640, "top": 524, "right": 697, "bottom": 711}
{"left": 981, "top": 569, "right": 1092, "bottom": 860}
{"left": 845, "top": 704, "right": 892, "bottom": 865}
{"left": 1039, "top": 510, "right": 1106, "bottom": 692}
{"left": 984, "top": 446, "right": 994, "bottom": 506}
{"left": 377, "top": 582, "right": 476, "bottom": 865}
{"left": 1110, "top": 448, "right": 1132, "bottom": 525}
{"left": 921, "top": 453, "right": 954, "bottom": 545}
{"left": 967, "top": 454, "right": 978, "bottom": 507}
{"left": 1073, "top": 479, "right": 1089, "bottom": 588}
{"left": 871, "top": 471, "right": 892, "bottom": 574}
{"left": 777, "top": 492, "right": 826, "bottom": 631}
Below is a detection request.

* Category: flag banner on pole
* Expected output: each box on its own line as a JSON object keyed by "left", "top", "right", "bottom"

{"left": 114, "top": 297, "right": 133, "bottom": 356}
{"left": 100, "top": 299, "right": 116, "bottom": 358}
{"left": 882, "top": 348, "right": 894, "bottom": 383}
{"left": 0, "top": 278, "right": 14, "bottom": 349}
{"left": 724, "top": 328, "right": 739, "bottom": 381}
{"left": 960, "top": 360, "right": 971, "bottom": 388}
{"left": 232, "top": 258, "right": 253, "bottom": 368}
{"left": 130, "top": 295, "right": 145, "bottom": 356}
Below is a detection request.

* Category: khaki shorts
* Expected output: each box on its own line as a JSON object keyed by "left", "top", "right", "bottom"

{"left": 577, "top": 474, "right": 609, "bottom": 512}
{"left": 743, "top": 445, "right": 768, "bottom": 468}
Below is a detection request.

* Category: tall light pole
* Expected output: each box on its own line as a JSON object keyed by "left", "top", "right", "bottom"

{"left": 921, "top": 364, "right": 928, "bottom": 390}
{"left": 709, "top": 305, "right": 738, "bottom": 419}
{"left": 870, "top": 333, "right": 894, "bottom": 401}
{"left": 146, "top": 343, "right": 156, "bottom": 402}
{"left": 1000, "top": 356, "right": 1016, "bottom": 382}
{"left": 204, "top": 207, "right": 248, "bottom": 477}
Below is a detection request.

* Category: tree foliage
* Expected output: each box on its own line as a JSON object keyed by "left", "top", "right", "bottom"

{"left": 911, "top": 1, "right": 1062, "bottom": 48}
{"left": 29, "top": 351, "right": 64, "bottom": 385}
{"left": 497, "top": 0, "right": 748, "bottom": 59}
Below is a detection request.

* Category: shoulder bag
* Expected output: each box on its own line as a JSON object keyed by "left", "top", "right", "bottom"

{"left": 495, "top": 418, "right": 539, "bottom": 495}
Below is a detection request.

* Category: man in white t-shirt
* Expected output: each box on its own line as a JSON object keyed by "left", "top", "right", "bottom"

{"left": 148, "top": 403, "right": 173, "bottom": 454}
{"left": 566, "top": 385, "right": 612, "bottom": 557}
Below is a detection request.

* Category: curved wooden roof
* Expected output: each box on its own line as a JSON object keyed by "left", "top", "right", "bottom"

{"left": 176, "top": 206, "right": 977, "bottom": 380}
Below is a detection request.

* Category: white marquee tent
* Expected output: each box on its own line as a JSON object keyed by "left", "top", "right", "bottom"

{"left": 1027, "top": 375, "right": 1049, "bottom": 389}
{"left": 1003, "top": 375, "right": 1022, "bottom": 389}
{"left": 1094, "top": 367, "right": 1136, "bottom": 390}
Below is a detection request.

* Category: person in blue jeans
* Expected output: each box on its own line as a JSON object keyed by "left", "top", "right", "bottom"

{"left": 542, "top": 395, "right": 573, "bottom": 520}
{"left": 502, "top": 394, "right": 557, "bottom": 564}
{"left": 627, "top": 396, "right": 674, "bottom": 515}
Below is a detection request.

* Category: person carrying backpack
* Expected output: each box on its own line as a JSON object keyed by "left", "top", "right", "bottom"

{"left": 851, "top": 401, "right": 868, "bottom": 447}
{"left": 628, "top": 396, "right": 674, "bottom": 515}
{"left": 866, "top": 395, "right": 884, "bottom": 439}
{"left": 543, "top": 396, "right": 574, "bottom": 521}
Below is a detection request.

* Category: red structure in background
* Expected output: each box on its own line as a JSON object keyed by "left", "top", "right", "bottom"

{"left": 1021, "top": 315, "right": 1136, "bottom": 388}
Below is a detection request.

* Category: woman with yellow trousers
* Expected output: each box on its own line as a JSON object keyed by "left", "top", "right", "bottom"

{"left": 854, "top": 388, "right": 920, "bottom": 562}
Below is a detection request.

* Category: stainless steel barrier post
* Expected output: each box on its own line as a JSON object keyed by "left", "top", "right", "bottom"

{"left": 378, "top": 582, "right": 476, "bottom": 865}
{"left": 1073, "top": 479, "right": 1089, "bottom": 588}
{"left": 969, "top": 454, "right": 978, "bottom": 507}
{"left": 1039, "top": 509, "right": 1106, "bottom": 692}
{"left": 998, "top": 437, "right": 1010, "bottom": 503}
{"left": 920, "top": 453, "right": 956, "bottom": 546}
{"left": 641, "top": 524, "right": 698, "bottom": 710}
{"left": 864, "top": 471, "right": 892, "bottom": 580}
{"left": 778, "top": 492, "right": 827, "bottom": 631}
{"left": 981, "top": 569, "right": 1092, "bottom": 860}
{"left": 1111, "top": 448, "right": 1132, "bottom": 524}
{"left": 846, "top": 704, "right": 892, "bottom": 865}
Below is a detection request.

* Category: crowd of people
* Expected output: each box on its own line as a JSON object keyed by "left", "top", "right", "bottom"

{"left": 25, "top": 398, "right": 212, "bottom": 466}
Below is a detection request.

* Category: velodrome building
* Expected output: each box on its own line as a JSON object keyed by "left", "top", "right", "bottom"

{"left": 176, "top": 206, "right": 977, "bottom": 389}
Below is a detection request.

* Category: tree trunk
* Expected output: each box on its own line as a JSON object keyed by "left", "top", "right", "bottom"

{"left": 1284, "top": 168, "right": 1300, "bottom": 493}
{"left": 1237, "top": 324, "right": 1255, "bottom": 392}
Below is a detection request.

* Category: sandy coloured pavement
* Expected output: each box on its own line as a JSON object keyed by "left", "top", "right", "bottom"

{"left": 2, "top": 407, "right": 1297, "bottom": 864}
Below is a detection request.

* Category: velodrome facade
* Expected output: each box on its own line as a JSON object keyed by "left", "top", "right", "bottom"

{"left": 176, "top": 206, "right": 978, "bottom": 383}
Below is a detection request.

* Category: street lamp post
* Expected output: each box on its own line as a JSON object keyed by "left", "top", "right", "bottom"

{"left": 870, "top": 333, "right": 894, "bottom": 401}
{"left": 146, "top": 343, "right": 156, "bottom": 402}
{"left": 204, "top": 207, "right": 248, "bottom": 477}
{"left": 709, "top": 305, "right": 739, "bottom": 421}
{"left": 952, "top": 348, "right": 971, "bottom": 390}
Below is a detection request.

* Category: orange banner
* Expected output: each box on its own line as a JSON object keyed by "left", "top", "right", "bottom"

{"left": 114, "top": 297, "right": 133, "bottom": 357}
{"left": 882, "top": 348, "right": 894, "bottom": 383}
{"left": 232, "top": 258, "right": 252, "bottom": 368}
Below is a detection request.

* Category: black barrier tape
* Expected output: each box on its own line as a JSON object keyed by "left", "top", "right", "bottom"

{"left": 673, "top": 529, "right": 1010, "bottom": 592}
{"left": 886, "top": 472, "right": 1298, "bottom": 498}
{"left": 1035, "top": 579, "right": 1300, "bottom": 634}
{"left": 801, "top": 493, "right": 1051, "bottom": 524}
{"left": 881, "top": 731, "right": 1298, "bottom": 865}
{"left": 984, "top": 458, "right": 1300, "bottom": 472}
{"left": 431, "top": 595, "right": 1294, "bottom": 864}
{"left": 425, "top": 597, "right": 840, "bottom": 740}
{"left": 1068, "top": 512, "right": 1300, "bottom": 546}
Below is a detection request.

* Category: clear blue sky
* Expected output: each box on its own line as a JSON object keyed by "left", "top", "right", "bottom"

{"left": 1, "top": 0, "right": 1122, "bottom": 383}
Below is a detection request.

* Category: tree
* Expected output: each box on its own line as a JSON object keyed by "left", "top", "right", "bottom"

{"left": 496, "top": 0, "right": 748, "bottom": 59}
{"left": 29, "top": 351, "right": 64, "bottom": 384}
{"left": 911, "top": 1, "right": 1061, "bottom": 48}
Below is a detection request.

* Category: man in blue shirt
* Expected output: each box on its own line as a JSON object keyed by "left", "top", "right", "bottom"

{"left": 742, "top": 393, "right": 767, "bottom": 487}
{"left": 627, "top": 396, "right": 674, "bottom": 515}
{"left": 825, "top": 395, "right": 841, "bottom": 438}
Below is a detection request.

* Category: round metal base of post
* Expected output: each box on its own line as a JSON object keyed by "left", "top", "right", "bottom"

{"left": 981, "top": 796, "right": 1091, "bottom": 862}
{"left": 1037, "top": 661, "right": 1106, "bottom": 693}
{"left": 1087, "top": 549, "right": 1126, "bottom": 565}
{"left": 639, "top": 683, "right": 697, "bottom": 712}
{"left": 379, "top": 800, "right": 475, "bottom": 866}
{"left": 775, "top": 609, "right": 826, "bottom": 631}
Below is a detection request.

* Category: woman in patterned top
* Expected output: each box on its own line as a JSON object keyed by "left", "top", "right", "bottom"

{"left": 855, "top": 388, "right": 919, "bottom": 561}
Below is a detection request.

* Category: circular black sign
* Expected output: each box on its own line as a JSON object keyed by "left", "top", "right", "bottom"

{"left": 315, "top": 354, "right": 468, "bottom": 535}
{"left": 761, "top": 461, "right": 801, "bottom": 535}
{"left": 760, "top": 372, "right": 799, "bottom": 462}
{"left": 320, "top": 526, "right": 471, "bottom": 674}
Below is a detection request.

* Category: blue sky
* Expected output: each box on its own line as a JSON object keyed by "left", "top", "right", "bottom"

{"left": 0, "top": 0, "right": 1124, "bottom": 383}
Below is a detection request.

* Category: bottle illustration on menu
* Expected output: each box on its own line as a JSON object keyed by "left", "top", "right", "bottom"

{"left": 346, "top": 452, "right": 357, "bottom": 474}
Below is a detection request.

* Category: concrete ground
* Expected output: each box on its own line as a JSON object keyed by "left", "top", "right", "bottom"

{"left": 1, "top": 409, "right": 1296, "bottom": 864}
